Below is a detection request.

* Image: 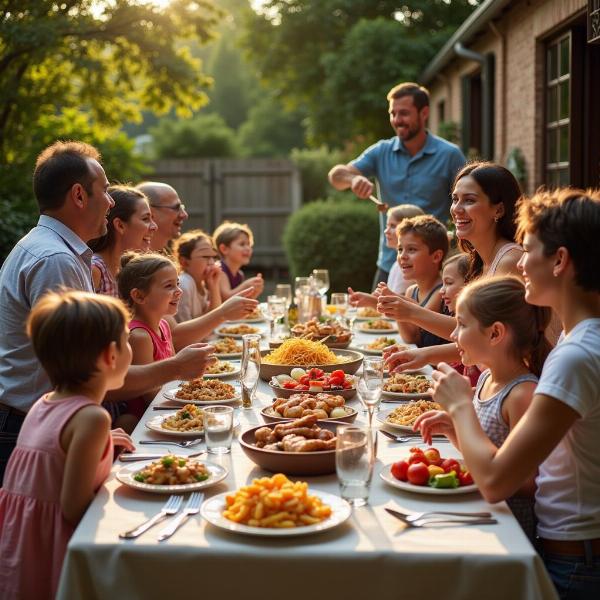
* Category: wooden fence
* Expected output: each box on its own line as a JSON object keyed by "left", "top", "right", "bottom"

{"left": 150, "top": 158, "right": 302, "bottom": 270}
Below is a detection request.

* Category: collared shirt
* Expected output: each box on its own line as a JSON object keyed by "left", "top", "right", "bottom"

{"left": 0, "top": 215, "right": 93, "bottom": 412}
{"left": 351, "top": 132, "right": 465, "bottom": 271}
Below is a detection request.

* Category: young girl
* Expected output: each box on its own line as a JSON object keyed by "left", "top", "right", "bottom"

{"left": 89, "top": 185, "right": 157, "bottom": 296}
{"left": 0, "top": 290, "right": 134, "bottom": 600}
{"left": 415, "top": 276, "right": 552, "bottom": 541}
{"left": 213, "top": 221, "right": 264, "bottom": 300}
{"left": 117, "top": 252, "right": 180, "bottom": 422}
{"left": 430, "top": 189, "right": 600, "bottom": 599}
{"left": 173, "top": 229, "right": 222, "bottom": 322}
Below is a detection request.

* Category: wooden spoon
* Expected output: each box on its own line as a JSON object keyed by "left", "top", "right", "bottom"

{"left": 369, "top": 195, "right": 389, "bottom": 213}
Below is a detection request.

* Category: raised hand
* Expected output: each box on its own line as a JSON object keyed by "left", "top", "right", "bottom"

{"left": 377, "top": 292, "right": 417, "bottom": 321}
{"left": 384, "top": 346, "right": 429, "bottom": 373}
{"left": 350, "top": 174, "right": 374, "bottom": 199}
{"left": 413, "top": 410, "right": 456, "bottom": 446}
{"left": 347, "top": 286, "right": 376, "bottom": 308}
{"left": 171, "top": 343, "right": 216, "bottom": 380}
{"left": 219, "top": 291, "right": 258, "bottom": 321}
{"left": 204, "top": 263, "right": 221, "bottom": 288}
{"left": 431, "top": 363, "right": 473, "bottom": 413}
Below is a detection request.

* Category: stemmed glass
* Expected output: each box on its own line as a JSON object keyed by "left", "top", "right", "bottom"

{"left": 240, "top": 334, "right": 261, "bottom": 409}
{"left": 267, "top": 295, "right": 287, "bottom": 339}
{"left": 357, "top": 357, "right": 384, "bottom": 430}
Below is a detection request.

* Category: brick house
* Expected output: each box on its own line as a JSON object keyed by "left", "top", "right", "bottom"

{"left": 421, "top": 0, "right": 600, "bottom": 193}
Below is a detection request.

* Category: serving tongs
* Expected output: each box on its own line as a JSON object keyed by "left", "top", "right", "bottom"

{"left": 369, "top": 195, "right": 389, "bottom": 213}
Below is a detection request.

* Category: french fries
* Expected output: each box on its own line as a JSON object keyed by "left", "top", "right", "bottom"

{"left": 223, "top": 473, "right": 332, "bottom": 528}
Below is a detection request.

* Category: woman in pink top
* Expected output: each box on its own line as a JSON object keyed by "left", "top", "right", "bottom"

{"left": 0, "top": 290, "right": 134, "bottom": 600}
{"left": 117, "top": 252, "right": 182, "bottom": 421}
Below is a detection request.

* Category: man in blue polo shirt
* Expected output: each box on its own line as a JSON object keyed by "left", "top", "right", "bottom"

{"left": 328, "top": 82, "right": 465, "bottom": 285}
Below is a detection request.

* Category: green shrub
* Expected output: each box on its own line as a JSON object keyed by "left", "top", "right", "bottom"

{"left": 283, "top": 198, "right": 379, "bottom": 293}
{"left": 290, "top": 146, "right": 347, "bottom": 204}
{"left": 0, "top": 201, "right": 37, "bottom": 265}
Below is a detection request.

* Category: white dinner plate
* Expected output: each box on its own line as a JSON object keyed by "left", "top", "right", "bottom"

{"left": 203, "top": 361, "right": 241, "bottom": 379}
{"left": 381, "top": 388, "right": 433, "bottom": 400}
{"left": 354, "top": 342, "right": 399, "bottom": 356}
{"left": 214, "top": 351, "right": 243, "bottom": 359}
{"left": 379, "top": 464, "right": 478, "bottom": 495}
{"left": 215, "top": 327, "right": 263, "bottom": 339}
{"left": 201, "top": 490, "right": 352, "bottom": 537}
{"left": 163, "top": 384, "right": 241, "bottom": 406}
{"left": 226, "top": 316, "right": 266, "bottom": 324}
{"left": 357, "top": 324, "right": 398, "bottom": 334}
{"left": 376, "top": 406, "right": 442, "bottom": 432}
{"left": 145, "top": 413, "right": 240, "bottom": 437}
{"left": 117, "top": 460, "right": 228, "bottom": 494}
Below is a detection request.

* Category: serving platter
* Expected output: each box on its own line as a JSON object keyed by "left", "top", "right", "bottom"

{"left": 379, "top": 464, "right": 478, "bottom": 495}
{"left": 201, "top": 490, "right": 352, "bottom": 536}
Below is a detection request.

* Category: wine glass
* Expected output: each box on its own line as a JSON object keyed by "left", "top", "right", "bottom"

{"left": 358, "top": 357, "right": 384, "bottom": 431}
{"left": 267, "top": 295, "right": 286, "bottom": 339}
{"left": 240, "top": 334, "right": 261, "bottom": 409}
{"left": 311, "top": 269, "right": 330, "bottom": 298}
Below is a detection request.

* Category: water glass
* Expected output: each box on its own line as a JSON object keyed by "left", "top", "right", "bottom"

{"left": 336, "top": 425, "right": 375, "bottom": 507}
{"left": 294, "top": 277, "right": 311, "bottom": 322}
{"left": 274, "top": 284, "right": 292, "bottom": 308}
{"left": 311, "top": 269, "right": 330, "bottom": 298}
{"left": 358, "top": 357, "right": 384, "bottom": 428}
{"left": 240, "top": 334, "right": 261, "bottom": 409}
{"left": 204, "top": 406, "right": 234, "bottom": 454}
{"left": 267, "top": 295, "right": 287, "bottom": 338}
{"left": 330, "top": 292, "right": 349, "bottom": 320}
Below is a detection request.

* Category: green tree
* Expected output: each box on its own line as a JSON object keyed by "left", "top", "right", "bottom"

{"left": 242, "top": 0, "right": 479, "bottom": 146}
{"left": 151, "top": 113, "right": 239, "bottom": 158}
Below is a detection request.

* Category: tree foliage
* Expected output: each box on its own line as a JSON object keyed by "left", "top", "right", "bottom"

{"left": 241, "top": 0, "right": 479, "bottom": 146}
{"left": 0, "top": 0, "right": 221, "bottom": 164}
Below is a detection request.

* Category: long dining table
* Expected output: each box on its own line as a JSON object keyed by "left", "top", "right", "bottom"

{"left": 56, "top": 316, "right": 558, "bottom": 600}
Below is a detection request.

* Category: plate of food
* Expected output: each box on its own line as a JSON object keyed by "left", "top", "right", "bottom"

{"left": 290, "top": 318, "right": 352, "bottom": 348}
{"left": 269, "top": 367, "right": 357, "bottom": 400}
{"left": 163, "top": 378, "right": 241, "bottom": 405}
{"left": 259, "top": 339, "right": 363, "bottom": 381}
{"left": 379, "top": 447, "right": 477, "bottom": 495}
{"left": 261, "top": 393, "right": 357, "bottom": 423}
{"left": 201, "top": 473, "right": 351, "bottom": 537}
{"left": 355, "top": 337, "right": 404, "bottom": 355}
{"left": 377, "top": 400, "right": 442, "bottom": 432}
{"left": 355, "top": 307, "right": 384, "bottom": 320}
{"left": 239, "top": 415, "right": 343, "bottom": 475}
{"left": 357, "top": 319, "right": 397, "bottom": 334}
{"left": 213, "top": 337, "right": 243, "bottom": 358}
{"left": 216, "top": 324, "right": 262, "bottom": 338}
{"left": 145, "top": 404, "right": 240, "bottom": 437}
{"left": 203, "top": 359, "right": 240, "bottom": 379}
{"left": 382, "top": 372, "right": 433, "bottom": 399}
{"left": 116, "top": 456, "right": 228, "bottom": 494}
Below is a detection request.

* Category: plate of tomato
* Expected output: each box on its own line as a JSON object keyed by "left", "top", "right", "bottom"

{"left": 380, "top": 447, "right": 477, "bottom": 495}
{"left": 269, "top": 368, "right": 357, "bottom": 400}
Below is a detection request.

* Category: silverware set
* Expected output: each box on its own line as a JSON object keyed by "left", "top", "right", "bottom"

{"left": 139, "top": 439, "right": 203, "bottom": 449}
{"left": 120, "top": 493, "right": 204, "bottom": 541}
{"left": 385, "top": 507, "right": 497, "bottom": 527}
{"left": 378, "top": 429, "right": 450, "bottom": 443}
{"left": 118, "top": 450, "right": 206, "bottom": 462}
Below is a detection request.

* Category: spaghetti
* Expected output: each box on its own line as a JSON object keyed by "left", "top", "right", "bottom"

{"left": 262, "top": 338, "right": 348, "bottom": 366}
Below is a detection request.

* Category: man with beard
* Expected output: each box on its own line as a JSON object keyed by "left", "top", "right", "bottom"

{"left": 328, "top": 82, "right": 465, "bottom": 285}
{"left": 136, "top": 181, "right": 189, "bottom": 253}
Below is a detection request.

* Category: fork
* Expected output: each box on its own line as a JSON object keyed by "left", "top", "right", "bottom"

{"left": 385, "top": 507, "right": 492, "bottom": 523}
{"left": 119, "top": 495, "right": 183, "bottom": 539}
{"left": 378, "top": 430, "right": 417, "bottom": 443}
{"left": 404, "top": 517, "right": 497, "bottom": 528}
{"left": 157, "top": 492, "right": 204, "bottom": 542}
{"left": 139, "top": 439, "right": 203, "bottom": 449}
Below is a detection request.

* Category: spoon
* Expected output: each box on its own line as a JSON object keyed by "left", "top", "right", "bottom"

{"left": 369, "top": 195, "right": 389, "bottom": 213}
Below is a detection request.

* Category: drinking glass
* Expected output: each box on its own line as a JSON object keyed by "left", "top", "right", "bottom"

{"left": 267, "top": 295, "right": 287, "bottom": 338}
{"left": 358, "top": 357, "right": 384, "bottom": 430}
{"left": 204, "top": 406, "right": 234, "bottom": 454}
{"left": 240, "top": 334, "right": 261, "bottom": 409}
{"left": 275, "top": 284, "right": 293, "bottom": 329}
{"left": 329, "top": 292, "right": 349, "bottom": 321}
{"left": 311, "top": 269, "right": 330, "bottom": 298}
{"left": 336, "top": 425, "right": 375, "bottom": 507}
{"left": 294, "top": 277, "right": 311, "bottom": 323}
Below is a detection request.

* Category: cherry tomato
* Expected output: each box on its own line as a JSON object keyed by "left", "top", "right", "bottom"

{"left": 329, "top": 376, "right": 344, "bottom": 387}
{"left": 308, "top": 368, "right": 324, "bottom": 379}
{"left": 282, "top": 381, "right": 298, "bottom": 389}
{"left": 331, "top": 370, "right": 345, "bottom": 379}
{"left": 423, "top": 447, "right": 442, "bottom": 466}
{"left": 407, "top": 453, "right": 429, "bottom": 466}
{"left": 406, "top": 462, "right": 430, "bottom": 486}
{"left": 441, "top": 458, "right": 461, "bottom": 474}
{"left": 299, "top": 375, "right": 310, "bottom": 385}
{"left": 391, "top": 460, "right": 409, "bottom": 482}
{"left": 458, "top": 471, "right": 474, "bottom": 486}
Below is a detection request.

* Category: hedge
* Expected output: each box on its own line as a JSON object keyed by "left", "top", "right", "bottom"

{"left": 283, "top": 198, "right": 380, "bottom": 293}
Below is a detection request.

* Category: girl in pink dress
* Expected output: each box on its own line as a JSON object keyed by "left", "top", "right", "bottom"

{"left": 0, "top": 290, "right": 134, "bottom": 600}
{"left": 117, "top": 252, "right": 182, "bottom": 421}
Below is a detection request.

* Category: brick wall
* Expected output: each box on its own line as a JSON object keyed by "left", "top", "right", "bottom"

{"left": 427, "top": 0, "right": 586, "bottom": 193}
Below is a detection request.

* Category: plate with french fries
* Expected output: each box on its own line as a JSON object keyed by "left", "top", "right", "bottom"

{"left": 200, "top": 474, "right": 351, "bottom": 537}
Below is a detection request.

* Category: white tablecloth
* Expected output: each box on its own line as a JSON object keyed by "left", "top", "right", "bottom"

{"left": 57, "top": 322, "right": 557, "bottom": 600}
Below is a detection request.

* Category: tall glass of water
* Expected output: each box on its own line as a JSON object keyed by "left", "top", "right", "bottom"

{"left": 275, "top": 284, "right": 293, "bottom": 330}
{"left": 294, "top": 277, "right": 310, "bottom": 323}
{"left": 330, "top": 292, "right": 349, "bottom": 323}
{"left": 311, "top": 269, "right": 330, "bottom": 300}
{"left": 267, "top": 295, "right": 286, "bottom": 339}
{"left": 358, "top": 357, "right": 384, "bottom": 430}
{"left": 240, "top": 334, "right": 261, "bottom": 409}
{"left": 336, "top": 425, "right": 375, "bottom": 507}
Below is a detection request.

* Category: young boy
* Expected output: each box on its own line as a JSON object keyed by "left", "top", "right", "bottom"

{"left": 431, "top": 188, "right": 600, "bottom": 599}
{"left": 393, "top": 215, "right": 449, "bottom": 347}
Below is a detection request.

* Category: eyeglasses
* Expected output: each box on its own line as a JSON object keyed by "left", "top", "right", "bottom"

{"left": 151, "top": 203, "right": 186, "bottom": 213}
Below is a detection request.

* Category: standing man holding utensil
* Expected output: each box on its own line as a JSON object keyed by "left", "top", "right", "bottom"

{"left": 328, "top": 82, "right": 465, "bottom": 286}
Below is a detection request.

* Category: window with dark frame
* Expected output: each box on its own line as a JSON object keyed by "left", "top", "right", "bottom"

{"left": 545, "top": 33, "right": 571, "bottom": 187}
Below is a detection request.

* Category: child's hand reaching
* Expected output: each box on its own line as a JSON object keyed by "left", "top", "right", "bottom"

{"left": 384, "top": 346, "right": 428, "bottom": 373}
{"left": 111, "top": 428, "right": 135, "bottom": 452}
{"left": 219, "top": 291, "right": 258, "bottom": 321}
{"left": 377, "top": 292, "right": 417, "bottom": 321}
{"left": 413, "top": 410, "right": 456, "bottom": 446}
{"left": 204, "top": 263, "right": 222, "bottom": 289}
{"left": 245, "top": 274, "right": 264, "bottom": 298}
{"left": 431, "top": 363, "right": 473, "bottom": 413}
{"left": 171, "top": 343, "right": 217, "bottom": 380}
{"left": 347, "top": 287, "right": 376, "bottom": 308}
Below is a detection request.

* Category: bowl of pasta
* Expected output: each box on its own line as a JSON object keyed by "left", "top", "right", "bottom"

{"left": 259, "top": 338, "right": 363, "bottom": 382}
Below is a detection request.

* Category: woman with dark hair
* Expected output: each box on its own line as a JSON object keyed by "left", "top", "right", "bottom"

{"left": 89, "top": 185, "right": 157, "bottom": 296}
{"left": 452, "top": 162, "right": 523, "bottom": 281}
{"left": 377, "top": 161, "right": 527, "bottom": 372}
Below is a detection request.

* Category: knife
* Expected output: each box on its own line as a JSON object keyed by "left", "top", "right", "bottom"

{"left": 118, "top": 450, "right": 206, "bottom": 462}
